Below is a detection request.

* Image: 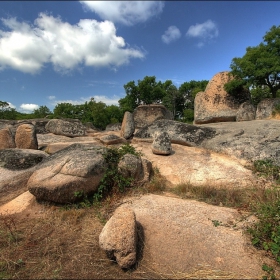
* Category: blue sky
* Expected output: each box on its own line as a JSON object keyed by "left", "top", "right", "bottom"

{"left": 1, "top": 1, "right": 280, "bottom": 113}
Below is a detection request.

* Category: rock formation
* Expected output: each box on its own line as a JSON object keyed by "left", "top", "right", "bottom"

{"left": 15, "top": 123, "right": 38, "bottom": 149}
{"left": 152, "top": 131, "right": 172, "bottom": 155}
{"left": 194, "top": 71, "right": 248, "bottom": 124}
{"left": 236, "top": 101, "right": 256, "bottom": 122}
{"left": 120, "top": 112, "right": 135, "bottom": 139}
{"left": 133, "top": 104, "right": 173, "bottom": 128}
{"left": 0, "top": 126, "right": 16, "bottom": 150}
{"left": 45, "top": 119, "right": 86, "bottom": 137}
{"left": 256, "top": 98, "right": 280, "bottom": 119}
{"left": 100, "top": 134, "right": 126, "bottom": 145}
{"left": 99, "top": 207, "right": 137, "bottom": 269}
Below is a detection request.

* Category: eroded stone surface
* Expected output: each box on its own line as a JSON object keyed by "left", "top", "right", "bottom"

{"left": 120, "top": 112, "right": 135, "bottom": 139}
{"left": 152, "top": 131, "right": 172, "bottom": 155}
{"left": 15, "top": 124, "right": 38, "bottom": 149}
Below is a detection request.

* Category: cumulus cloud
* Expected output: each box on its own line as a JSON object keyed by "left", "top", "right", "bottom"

{"left": 186, "top": 19, "right": 218, "bottom": 39}
{"left": 161, "top": 26, "right": 181, "bottom": 44}
{"left": 80, "top": 1, "right": 164, "bottom": 26}
{"left": 0, "top": 13, "right": 145, "bottom": 74}
{"left": 20, "top": 103, "right": 39, "bottom": 112}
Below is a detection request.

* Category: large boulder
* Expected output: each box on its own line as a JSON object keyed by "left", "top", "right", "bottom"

{"left": 120, "top": 112, "right": 135, "bottom": 139}
{"left": 15, "top": 123, "right": 38, "bottom": 149}
{"left": 236, "top": 101, "right": 256, "bottom": 122}
{"left": 100, "top": 134, "right": 126, "bottom": 145}
{"left": 0, "top": 126, "right": 16, "bottom": 150}
{"left": 27, "top": 144, "right": 106, "bottom": 203}
{"left": 133, "top": 105, "right": 173, "bottom": 129}
{"left": 152, "top": 131, "right": 172, "bottom": 155}
{"left": 45, "top": 119, "right": 86, "bottom": 137}
{"left": 194, "top": 71, "right": 248, "bottom": 124}
{"left": 256, "top": 98, "right": 280, "bottom": 119}
{"left": 99, "top": 207, "right": 137, "bottom": 269}
{"left": 0, "top": 149, "right": 49, "bottom": 170}
{"left": 134, "top": 119, "right": 216, "bottom": 147}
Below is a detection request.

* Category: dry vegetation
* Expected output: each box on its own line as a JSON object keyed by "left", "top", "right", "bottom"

{"left": 0, "top": 162, "right": 280, "bottom": 279}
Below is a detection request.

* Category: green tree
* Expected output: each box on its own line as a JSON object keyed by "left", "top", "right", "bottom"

{"left": 228, "top": 25, "right": 280, "bottom": 99}
{"left": 32, "top": 105, "right": 52, "bottom": 118}
{"left": 0, "top": 101, "right": 17, "bottom": 120}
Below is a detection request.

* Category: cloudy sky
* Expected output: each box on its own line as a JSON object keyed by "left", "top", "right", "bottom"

{"left": 1, "top": 1, "right": 280, "bottom": 113}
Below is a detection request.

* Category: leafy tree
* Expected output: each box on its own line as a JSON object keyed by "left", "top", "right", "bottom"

{"left": 228, "top": 25, "right": 280, "bottom": 99}
{"left": 179, "top": 80, "right": 208, "bottom": 110}
{"left": 32, "top": 106, "right": 52, "bottom": 118}
{"left": 0, "top": 101, "right": 17, "bottom": 120}
{"left": 105, "top": 105, "right": 123, "bottom": 124}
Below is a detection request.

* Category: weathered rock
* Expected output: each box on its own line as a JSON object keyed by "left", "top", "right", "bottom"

{"left": 106, "top": 123, "right": 121, "bottom": 131}
{"left": 256, "top": 98, "right": 280, "bottom": 119}
{"left": 99, "top": 207, "right": 137, "bottom": 269}
{"left": 134, "top": 119, "right": 216, "bottom": 147}
{"left": 194, "top": 71, "right": 248, "bottom": 124}
{"left": 45, "top": 119, "right": 86, "bottom": 137}
{"left": 125, "top": 194, "right": 276, "bottom": 278}
{"left": 120, "top": 112, "right": 135, "bottom": 139}
{"left": 200, "top": 120, "right": 280, "bottom": 166}
{"left": 15, "top": 124, "right": 38, "bottom": 149}
{"left": 0, "top": 126, "right": 16, "bottom": 150}
{"left": 27, "top": 144, "right": 106, "bottom": 203}
{"left": 100, "top": 134, "right": 126, "bottom": 145}
{"left": 133, "top": 105, "right": 173, "bottom": 129}
{"left": 152, "top": 131, "right": 172, "bottom": 155}
{"left": 236, "top": 101, "right": 256, "bottom": 122}
{"left": 132, "top": 142, "right": 255, "bottom": 187}
{"left": 118, "top": 154, "right": 143, "bottom": 181}
{"left": 0, "top": 166, "right": 36, "bottom": 206}
{"left": 0, "top": 149, "right": 49, "bottom": 170}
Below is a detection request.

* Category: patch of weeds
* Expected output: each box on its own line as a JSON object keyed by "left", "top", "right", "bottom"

{"left": 253, "top": 159, "right": 280, "bottom": 182}
{"left": 262, "top": 263, "right": 276, "bottom": 280}
{"left": 142, "top": 167, "right": 167, "bottom": 193}
{"left": 247, "top": 197, "right": 280, "bottom": 264}
{"left": 272, "top": 103, "right": 280, "bottom": 117}
{"left": 212, "top": 220, "right": 223, "bottom": 227}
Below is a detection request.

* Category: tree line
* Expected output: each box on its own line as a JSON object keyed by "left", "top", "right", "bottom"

{"left": 1, "top": 24, "right": 280, "bottom": 128}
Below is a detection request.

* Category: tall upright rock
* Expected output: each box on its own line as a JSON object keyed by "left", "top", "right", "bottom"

{"left": 194, "top": 71, "right": 248, "bottom": 124}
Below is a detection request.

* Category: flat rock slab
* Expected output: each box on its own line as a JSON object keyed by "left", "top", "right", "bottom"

{"left": 0, "top": 191, "right": 35, "bottom": 215}
{"left": 0, "top": 166, "right": 36, "bottom": 206}
{"left": 124, "top": 194, "right": 278, "bottom": 278}
{"left": 200, "top": 120, "right": 280, "bottom": 165}
{"left": 132, "top": 142, "right": 255, "bottom": 187}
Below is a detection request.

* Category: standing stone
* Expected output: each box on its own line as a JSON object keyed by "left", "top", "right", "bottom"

{"left": 256, "top": 98, "right": 280, "bottom": 119}
{"left": 0, "top": 126, "right": 16, "bottom": 150}
{"left": 120, "top": 112, "right": 135, "bottom": 139}
{"left": 236, "top": 101, "right": 256, "bottom": 122}
{"left": 152, "top": 131, "right": 172, "bottom": 155}
{"left": 15, "top": 124, "right": 38, "bottom": 150}
{"left": 194, "top": 71, "right": 248, "bottom": 124}
{"left": 99, "top": 207, "right": 137, "bottom": 269}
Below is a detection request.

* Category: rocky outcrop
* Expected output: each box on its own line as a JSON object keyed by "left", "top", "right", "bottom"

{"left": 133, "top": 105, "right": 173, "bottom": 129}
{"left": 100, "top": 134, "right": 126, "bottom": 145}
{"left": 200, "top": 120, "right": 280, "bottom": 165}
{"left": 120, "top": 112, "right": 135, "bottom": 139}
{"left": 0, "top": 126, "right": 16, "bottom": 150}
{"left": 256, "top": 98, "right": 280, "bottom": 119}
{"left": 152, "top": 131, "right": 172, "bottom": 155}
{"left": 27, "top": 144, "right": 106, "bottom": 203}
{"left": 15, "top": 124, "right": 38, "bottom": 149}
{"left": 236, "top": 101, "right": 256, "bottom": 122}
{"left": 124, "top": 194, "right": 275, "bottom": 278}
{"left": 106, "top": 123, "right": 121, "bottom": 131}
{"left": 99, "top": 207, "right": 137, "bottom": 269}
{"left": 134, "top": 119, "right": 216, "bottom": 147}
{"left": 45, "top": 119, "right": 86, "bottom": 137}
{"left": 194, "top": 71, "right": 248, "bottom": 124}
{"left": 0, "top": 149, "right": 48, "bottom": 170}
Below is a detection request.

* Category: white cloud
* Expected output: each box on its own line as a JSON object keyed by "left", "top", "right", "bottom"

{"left": 20, "top": 103, "right": 39, "bottom": 112}
{"left": 186, "top": 19, "right": 218, "bottom": 39}
{"left": 80, "top": 1, "right": 164, "bottom": 26}
{"left": 162, "top": 26, "right": 181, "bottom": 44}
{"left": 48, "top": 95, "right": 56, "bottom": 100}
{"left": 7, "top": 102, "right": 16, "bottom": 109}
{"left": 50, "top": 95, "right": 120, "bottom": 107}
{"left": 0, "top": 13, "right": 145, "bottom": 74}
